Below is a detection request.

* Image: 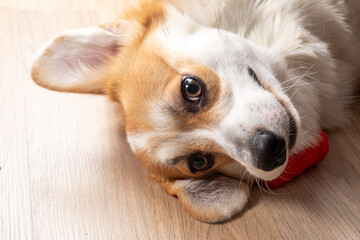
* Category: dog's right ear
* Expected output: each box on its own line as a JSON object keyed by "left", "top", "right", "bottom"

{"left": 31, "top": 27, "right": 126, "bottom": 94}
{"left": 162, "top": 175, "right": 249, "bottom": 223}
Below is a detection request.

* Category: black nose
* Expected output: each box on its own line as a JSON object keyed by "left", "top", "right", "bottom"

{"left": 250, "top": 129, "right": 287, "bottom": 171}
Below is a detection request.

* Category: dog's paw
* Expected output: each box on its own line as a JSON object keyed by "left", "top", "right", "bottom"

{"left": 162, "top": 175, "right": 249, "bottom": 223}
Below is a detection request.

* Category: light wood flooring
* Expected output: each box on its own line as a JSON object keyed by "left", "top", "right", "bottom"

{"left": 1, "top": 0, "right": 359, "bottom": 239}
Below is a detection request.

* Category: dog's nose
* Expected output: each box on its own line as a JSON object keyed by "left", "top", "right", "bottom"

{"left": 251, "top": 129, "right": 287, "bottom": 171}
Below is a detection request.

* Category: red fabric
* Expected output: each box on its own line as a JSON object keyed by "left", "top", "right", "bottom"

{"left": 266, "top": 130, "right": 329, "bottom": 189}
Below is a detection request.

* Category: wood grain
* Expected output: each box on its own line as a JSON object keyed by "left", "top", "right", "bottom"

{"left": 0, "top": 0, "right": 359, "bottom": 239}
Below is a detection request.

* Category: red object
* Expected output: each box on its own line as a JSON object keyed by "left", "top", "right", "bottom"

{"left": 266, "top": 130, "right": 329, "bottom": 188}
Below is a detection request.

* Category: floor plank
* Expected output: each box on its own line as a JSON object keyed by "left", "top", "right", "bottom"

{"left": 0, "top": 9, "right": 32, "bottom": 240}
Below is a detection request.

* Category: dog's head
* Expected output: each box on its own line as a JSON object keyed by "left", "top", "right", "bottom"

{"left": 31, "top": 1, "right": 300, "bottom": 223}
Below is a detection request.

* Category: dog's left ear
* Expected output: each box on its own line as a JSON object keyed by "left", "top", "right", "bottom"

{"left": 31, "top": 27, "right": 123, "bottom": 94}
{"left": 162, "top": 175, "right": 249, "bottom": 223}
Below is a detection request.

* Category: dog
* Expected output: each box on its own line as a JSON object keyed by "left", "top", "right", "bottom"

{"left": 31, "top": 0, "right": 360, "bottom": 223}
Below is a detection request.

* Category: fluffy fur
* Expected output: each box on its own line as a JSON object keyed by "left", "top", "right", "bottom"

{"left": 31, "top": 0, "right": 360, "bottom": 223}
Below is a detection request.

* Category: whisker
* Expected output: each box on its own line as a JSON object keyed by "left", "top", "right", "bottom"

{"left": 249, "top": 173, "right": 255, "bottom": 195}
{"left": 255, "top": 177, "right": 265, "bottom": 197}
{"left": 264, "top": 181, "right": 278, "bottom": 195}
{"left": 239, "top": 169, "right": 248, "bottom": 190}
{"left": 290, "top": 88, "right": 301, "bottom": 99}
{"left": 282, "top": 79, "right": 319, "bottom": 92}
{"left": 300, "top": 127, "right": 315, "bottom": 135}
{"left": 281, "top": 64, "right": 317, "bottom": 93}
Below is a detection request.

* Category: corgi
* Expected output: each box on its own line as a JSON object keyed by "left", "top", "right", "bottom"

{"left": 31, "top": 0, "right": 360, "bottom": 223}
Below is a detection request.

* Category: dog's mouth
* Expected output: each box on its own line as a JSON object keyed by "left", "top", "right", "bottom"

{"left": 277, "top": 100, "right": 298, "bottom": 150}
{"left": 286, "top": 107, "right": 297, "bottom": 150}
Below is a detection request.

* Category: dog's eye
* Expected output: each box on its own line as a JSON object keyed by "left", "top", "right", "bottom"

{"left": 182, "top": 76, "right": 203, "bottom": 101}
{"left": 188, "top": 153, "right": 214, "bottom": 173}
{"left": 248, "top": 67, "right": 260, "bottom": 84}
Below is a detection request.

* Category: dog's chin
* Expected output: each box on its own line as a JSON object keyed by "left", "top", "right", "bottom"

{"left": 245, "top": 161, "right": 287, "bottom": 181}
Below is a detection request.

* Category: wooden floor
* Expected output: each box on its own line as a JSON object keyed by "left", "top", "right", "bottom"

{"left": 1, "top": 0, "right": 359, "bottom": 239}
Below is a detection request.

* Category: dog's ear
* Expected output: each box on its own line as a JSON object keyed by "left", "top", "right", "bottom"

{"left": 31, "top": 27, "right": 124, "bottom": 94}
{"left": 162, "top": 175, "right": 249, "bottom": 223}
